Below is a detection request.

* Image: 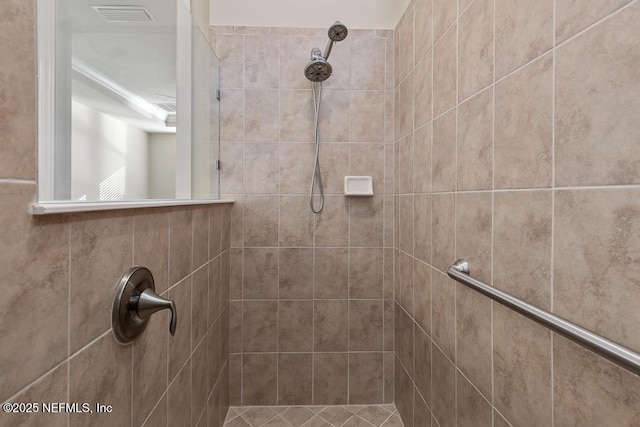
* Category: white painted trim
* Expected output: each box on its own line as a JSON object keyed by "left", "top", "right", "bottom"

{"left": 37, "top": 0, "right": 56, "bottom": 201}
{"left": 30, "top": 199, "right": 234, "bottom": 215}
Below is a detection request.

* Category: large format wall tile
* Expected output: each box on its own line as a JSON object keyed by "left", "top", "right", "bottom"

{"left": 414, "top": 55, "right": 433, "bottom": 129}
{"left": 0, "top": 0, "right": 36, "bottom": 180}
{"left": 433, "top": 0, "right": 456, "bottom": 42}
{"left": 278, "top": 353, "right": 312, "bottom": 405}
{"left": 279, "top": 300, "right": 313, "bottom": 352}
{"left": 217, "top": 34, "right": 243, "bottom": 89}
{"left": 458, "top": 0, "right": 494, "bottom": 101}
{"left": 351, "top": 37, "right": 386, "bottom": 90}
{"left": 494, "top": 306, "right": 552, "bottom": 426}
{"left": 413, "top": 193, "right": 431, "bottom": 264}
{"left": 243, "top": 354, "right": 277, "bottom": 405}
{"left": 555, "top": 0, "right": 633, "bottom": 43}
{"left": 433, "top": 25, "right": 457, "bottom": 116}
{"left": 351, "top": 91, "right": 385, "bottom": 142}
{"left": 495, "top": 0, "right": 553, "bottom": 78}
{"left": 392, "top": 0, "right": 640, "bottom": 426}
{"left": 553, "top": 336, "right": 640, "bottom": 425}
{"left": 134, "top": 209, "right": 170, "bottom": 294}
{"left": 349, "top": 300, "right": 384, "bottom": 351}
{"left": 314, "top": 300, "right": 348, "bottom": 352}
{"left": 494, "top": 190, "right": 552, "bottom": 309}
{"left": 414, "top": 327, "right": 432, "bottom": 405}
{"left": 0, "top": 363, "right": 67, "bottom": 427}
{"left": 318, "top": 90, "right": 350, "bottom": 142}
{"left": 243, "top": 143, "right": 279, "bottom": 194}
{"left": 456, "top": 372, "right": 492, "bottom": 427}
{"left": 279, "top": 143, "right": 314, "bottom": 194}
{"left": 554, "top": 188, "right": 640, "bottom": 352}
{"left": 244, "top": 89, "right": 279, "bottom": 141}
{"left": 397, "top": 73, "right": 415, "bottom": 139}
{"left": 169, "top": 276, "right": 193, "bottom": 380}
{"left": 133, "top": 308, "right": 167, "bottom": 426}
{"left": 413, "top": 260, "right": 432, "bottom": 334}
{"left": 244, "top": 36, "right": 279, "bottom": 89}
{"left": 243, "top": 301, "right": 278, "bottom": 352}
{"left": 350, "top": 247, "right": 384, "bottom": 298}
{"left": 70, "top": 211, "right": 132, "bottom": 352}
{"left": 349, "top": 353, "right": 384, "bottom": 404}
{"left": 243, "top": 195, "right": 278, "bottom": 247}
{"left": 414, "top": 0, "right": 433, "bottom": 63}
{"left": 314, "top": 248, "right": 348, "bottom": 298}
{"left": 396, "top": 6, "right": 415, "bottom": 84}
{"left": 495, "top": 54, "right": 552, "bottom": 189}
{"left": 456, "top": 283, "right": 492, "bottom": 399}
{"left": 455, "top": 191, "right": 492, "bottom": 283}
{"left": 555, "top": 3, "right": 640, "bottom": 186}
{"left": 349, "top": 142, "right": 384, "bottom": 192}
{"left": 169, "top": 208, "right": 193, "bottom": 286}
{"left": 413, "top": 124, "right": 432, "bottom": 194}
{"left": 431, "top": 193, "right": 455, "bottom": 272}
{"left": 314, "top": 353, "right": 348, "bottom": 404}
{"left": 457, "top": 88, "right": 493, "bottom": 191}
{"left": 280, "top": 90, "right": 314, "bottom": 142}
{"left": 243, "top": 248, "right": 278, "bottom": 299}
{"left": 69, "top": 334, "right": 132, "bottom": 427}
{"left": 432, "top": 345, "right": 455, "bottom": 427}
{"left": 214, "top": 26, "right": 393, "bottom": 410}
{"left": 0, "top": 184, "right": 68, "bottom": 402}
{"left": 279, "top": 248, "right": 313, "bottom": 298}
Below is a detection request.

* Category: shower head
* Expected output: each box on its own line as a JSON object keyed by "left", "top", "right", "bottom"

{"left": 303, "top": 22, "right": 348, "bottom": 82}
{"left": 328, "top": 21, "right": 348, "bottom": 41}
{"left": 323, "top": 21, "right": 349, "bottom": 60}
{"left": 304, "top": 48, "right": 333, "bottom": 82}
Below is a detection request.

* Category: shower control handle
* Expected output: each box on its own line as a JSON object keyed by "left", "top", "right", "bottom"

{"left": 133, "top": 288, "right": 177, "bottom": 335}
{"left": 112, "top": 266, "right": 178, "bottom": 343}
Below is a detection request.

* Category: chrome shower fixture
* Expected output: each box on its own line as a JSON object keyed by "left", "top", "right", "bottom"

{"left": 304, "top": 47, "right": 333, "bottom": 83}
{"left": 323, "top": 21, "right": 348, "bottom": 60}
{"left": 303, "top": 21, "right": 349, "bottom": 83}
{"left": 305, "top": 21, "right": 349, "bottom": 214}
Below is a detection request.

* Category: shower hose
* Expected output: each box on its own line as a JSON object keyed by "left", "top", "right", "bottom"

{"left": 309, "top": 81, "right": 324, "bottom": 214}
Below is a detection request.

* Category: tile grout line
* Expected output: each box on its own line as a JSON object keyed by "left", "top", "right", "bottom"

{"left": 166, "top": 211, "right": 171, "bottom": 425}
{"left": 491, "top": 0, "right": 497, "bottom": 421}
{"left": 454, "top": 4, "right": 460, "bottom": 423}
{"left": 550, "top": 1, "right": 557, "bottom": 426}
{"left": 66, "top": 214, "right": 72, "bottom": 427}
{"left": 276, "top": 35, "right": 282, "bottom": 408}
{"left": 429, "top": 0, "right": 435, "bottom": 418}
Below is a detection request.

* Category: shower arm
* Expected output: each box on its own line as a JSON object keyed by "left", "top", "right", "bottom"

{"left": 323, "top": 39, "right": 335, "bottom": 60}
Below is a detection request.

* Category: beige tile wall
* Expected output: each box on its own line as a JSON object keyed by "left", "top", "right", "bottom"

{"left": 0, "top": 196, "right": 232, "bottom": 427}
{"left": 0, "top": 1, "right": 231, "bottom": 426}
{"left": 213, "top": 25, "right": 396, "bottom": 406}
{"left": 393, "top": 0, "right": 640, "bottom": 426}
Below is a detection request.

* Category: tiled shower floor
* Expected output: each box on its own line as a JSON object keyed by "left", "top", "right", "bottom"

{"left": 224, "top": 404, "right": 404, "bottom": 426}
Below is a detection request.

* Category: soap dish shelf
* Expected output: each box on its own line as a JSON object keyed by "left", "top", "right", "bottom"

{"left": 344, "top": 176, "right": 374, "bottom": 196}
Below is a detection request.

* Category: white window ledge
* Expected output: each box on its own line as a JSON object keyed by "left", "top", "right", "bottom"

{"left": 30, "top": 199, "right": 234, "bottom": 215}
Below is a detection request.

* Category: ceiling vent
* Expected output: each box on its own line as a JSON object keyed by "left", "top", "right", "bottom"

{"left": 92, "top": 6, "right": 156, "bottom": 23}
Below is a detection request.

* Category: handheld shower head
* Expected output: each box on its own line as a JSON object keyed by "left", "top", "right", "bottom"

{"left": 304, "top": 55, "right": 333, "bottom": 82}
{"left": 328, "top": 21, "right": 348, "bottom": 41}
{"left": 323, "top": 21, "right": 349, "bottom": 60}
{"left": 303, "top": 22, "right": 348, "bottom": 83}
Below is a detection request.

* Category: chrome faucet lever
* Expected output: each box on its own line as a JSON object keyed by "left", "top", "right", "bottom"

{"left": 133, "top": 288, "right": 177, "bottom": 335}
{"left": 112, "top": 266, "right": 178, "bottom": 343}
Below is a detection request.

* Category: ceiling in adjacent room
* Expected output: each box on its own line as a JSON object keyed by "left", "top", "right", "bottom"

{"left": 210, "top": 0, "right": 412, "bottom": 30}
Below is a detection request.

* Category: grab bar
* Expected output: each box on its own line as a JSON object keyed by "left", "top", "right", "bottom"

{"left": 447, "top": 259, "right": 640, "bottom": 376}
